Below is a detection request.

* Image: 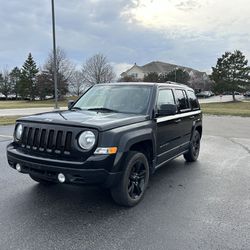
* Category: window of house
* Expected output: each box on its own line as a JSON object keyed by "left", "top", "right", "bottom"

{"left": 130, "top": 73, "right": 138, "bottom": 78}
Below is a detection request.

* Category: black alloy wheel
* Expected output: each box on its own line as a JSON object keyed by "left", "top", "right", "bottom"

{"left": 192, "top": 131, "right": 200, "bottom": 158}
{"left": 128, "top": 160, "right": 147, "bottom": 200}
{"left": 184, "top": 130, "right": 201, "bottom": 162}
{"left": 111, "top": 151, "right": 149, "bottom": 207}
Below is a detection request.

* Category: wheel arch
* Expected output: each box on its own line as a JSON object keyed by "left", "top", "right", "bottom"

{"left": 116, "top": 128, "right": 156, "bottom": 172}
{"left": 129, "top": 140, "right": 154, "bottom": 170}
{"left": 195, "top": 125, "right": 202, "bottom": 138}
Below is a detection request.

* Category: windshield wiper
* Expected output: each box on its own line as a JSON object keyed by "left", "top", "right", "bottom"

{"left": 87, "top": 107, "right": 119, "bottom": 113}
{"left": 71, "top": 107, "right": 82, "bottom": 110}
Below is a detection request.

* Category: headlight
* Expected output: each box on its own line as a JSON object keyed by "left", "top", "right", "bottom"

{"left": 15, "top": 124, "right": 23, "bottom": 140}
{"left": 78, "top": 131, "right": 96, "bottom": 150}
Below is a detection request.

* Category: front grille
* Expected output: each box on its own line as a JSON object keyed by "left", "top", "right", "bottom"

{"left": 20, "top": 126, "right": 73, "bottom": 155}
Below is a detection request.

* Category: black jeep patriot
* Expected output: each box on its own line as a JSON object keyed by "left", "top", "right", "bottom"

{"left": 7, "top": 82, "right": 202, "bottom": 206}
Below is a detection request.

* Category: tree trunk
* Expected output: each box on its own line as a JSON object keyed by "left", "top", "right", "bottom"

{"left": 232, "top": 92, "right": 236, "bottom": 102}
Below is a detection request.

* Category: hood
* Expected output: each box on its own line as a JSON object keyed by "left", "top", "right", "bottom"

{"left": 18, "top": 110, "right": 149, "bottom": 131}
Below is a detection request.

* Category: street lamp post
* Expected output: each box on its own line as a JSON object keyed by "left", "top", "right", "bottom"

{"left": 51, "top": 0, "right": 58, "bottom": 109}
{"left": 175, "top": 67, "right": 178, "bottom": 82}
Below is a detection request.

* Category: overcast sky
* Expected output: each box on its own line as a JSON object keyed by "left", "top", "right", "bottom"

{"left": 1, "top": 0, "right": 250, "bottom": 76}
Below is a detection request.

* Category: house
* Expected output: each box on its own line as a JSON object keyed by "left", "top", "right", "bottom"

{"left": 120, "top": 61, "right": 209, "bottom": 90}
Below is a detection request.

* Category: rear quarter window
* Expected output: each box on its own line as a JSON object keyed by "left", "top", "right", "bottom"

{"left": 187, "top": 90, "right": 200, "bottom": 110}
{"left": 175, "top": 89, "right": 190, "bottom": 111}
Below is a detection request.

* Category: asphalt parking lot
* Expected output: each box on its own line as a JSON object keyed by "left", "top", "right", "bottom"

{"left": 0, "top": 115, "right": 250, "bottom": 250}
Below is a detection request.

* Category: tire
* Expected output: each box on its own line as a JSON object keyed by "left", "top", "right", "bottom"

{"left": 184, "top": 130, "right": 201, "bottom": 162}
{"left": 110, "top": 151, "right": 150, "bottom": 207}
{"left": 29, "top": 174, "right": 56, "bottom": 185}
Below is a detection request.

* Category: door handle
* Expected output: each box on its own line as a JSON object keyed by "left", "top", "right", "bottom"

{"left": 174, "top": 119, "right": 181, "bottom": 123}
{"left": 189, "top": 116, "right": 195, "bottom": 119}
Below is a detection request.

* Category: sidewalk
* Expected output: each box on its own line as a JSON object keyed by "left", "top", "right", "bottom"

{"left": 0, "top": 107, "right": 67, "bottom": 117}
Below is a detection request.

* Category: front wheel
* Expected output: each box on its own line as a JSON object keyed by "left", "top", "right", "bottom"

{"left": 110, "top": 151, "right": 149, "bottom": 207}
{"left": 184, "top": 130, "right": 201, "bottom": 162}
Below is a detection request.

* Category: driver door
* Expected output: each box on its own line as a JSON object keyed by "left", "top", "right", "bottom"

{"left": 156, "top": 88, "right": 181, "bottom": 167}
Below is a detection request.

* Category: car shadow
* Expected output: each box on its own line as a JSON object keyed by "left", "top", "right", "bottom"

{"left": 6, "top": 157, "right": 200, "bottom": 234}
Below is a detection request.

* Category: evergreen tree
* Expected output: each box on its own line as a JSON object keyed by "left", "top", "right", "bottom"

{"left": 211, "top": 50, "right": 250, "bottom": 100}
{"left": 9, "top": 67, "right": 21, "bottom": 99}
{"left": 20, "top": 53, "right": 39, "bottom": 100}
{"left": 118, "top": 75, "right": 138, "bottom": 82}
{"left": 164, "top": 69, "right": 190, "bottom": 84}
{"left": 36, "top": 71, "right": 55, "bottom": 100}
{"left": 143, "top": 72, "right": 159, "bottom": 82}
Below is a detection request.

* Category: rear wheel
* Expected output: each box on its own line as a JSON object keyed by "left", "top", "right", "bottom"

{"left": 110, "top": 151, "right": 149, "bottom": 207}
{"left": 184, "top": 130, "right": 201, "bottom": 162}
{"left": 29, "top": 174, "right": 56, "bottom": 185}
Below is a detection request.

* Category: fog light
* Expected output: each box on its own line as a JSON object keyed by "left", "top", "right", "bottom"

{"left": 16, "top": 164, "right": 22, "bottom": 172}
{"left": 58, "top": 173, "right": 66, "bottom": 183}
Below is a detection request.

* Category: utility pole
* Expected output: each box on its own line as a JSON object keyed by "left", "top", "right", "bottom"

{"left": 51, "top": 0, "right": 58, "bottom": 109}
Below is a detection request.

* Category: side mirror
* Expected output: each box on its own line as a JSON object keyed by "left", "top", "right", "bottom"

{"left": 68, "top": 100, "right": 75, "bottom": 109}
{"left": 157, "top": 104, "right": 177, "bottom": 116}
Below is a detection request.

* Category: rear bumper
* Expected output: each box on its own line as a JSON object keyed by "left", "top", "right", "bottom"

{"left": 7, "top": 144, "right": 122, "bottom": 188}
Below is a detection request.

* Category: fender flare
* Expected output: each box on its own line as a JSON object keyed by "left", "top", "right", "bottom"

{"left": 118, "top": 128, "right": 155, "bottom": 153}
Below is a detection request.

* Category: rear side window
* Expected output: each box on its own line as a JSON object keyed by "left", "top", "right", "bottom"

{"left": 157, "top": 89, "right": 175, "bottom": 109}
{"left": 175, "top": 89, "right": 190, "bottom": 110}
{"left": 187, "top": 90, "right": 200, "bottom": 110}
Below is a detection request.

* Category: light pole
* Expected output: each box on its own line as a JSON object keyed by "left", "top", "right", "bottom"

{"left": 51, "top": 0, "right": 58, "bottom": 109}
{"left": 175, "top": 67, "right": 178, "bottom": 82}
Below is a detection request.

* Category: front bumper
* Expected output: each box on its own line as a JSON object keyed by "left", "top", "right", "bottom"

{"left": 7, "top": 144, "right": 122, "bottom": 188}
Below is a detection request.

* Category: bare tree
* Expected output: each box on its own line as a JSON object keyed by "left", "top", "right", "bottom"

{"left": 44, "top": 47, "right": 75, "bottom": 98}
{"left": 82, "top": 53, "right": 115, "bottom": 84}
{"left": 0, "top": 69, "right": 13, "bottom": 99}
{"left": 69, "top": 70, "right": 91, "bottom": 96}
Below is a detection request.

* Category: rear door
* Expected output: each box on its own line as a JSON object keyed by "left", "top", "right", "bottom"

{"left": 173, "top": 89, "right": 194, "bottom": 149}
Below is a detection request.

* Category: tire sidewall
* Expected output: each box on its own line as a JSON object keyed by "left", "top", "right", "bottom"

{"left": 121, "top": 152, "right": 150, "bottom": 206}
{"left": 191, "top": 130, "right": 201, "bottom": 160}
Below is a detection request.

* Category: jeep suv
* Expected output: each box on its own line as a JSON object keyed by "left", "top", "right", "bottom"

{"left": 7, "top": 82, "right": 202, "bottom": 206}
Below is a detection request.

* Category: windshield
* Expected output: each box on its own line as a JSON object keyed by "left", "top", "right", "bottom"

{"left": 72, "top": 85, "right": 152, "bottom": 115}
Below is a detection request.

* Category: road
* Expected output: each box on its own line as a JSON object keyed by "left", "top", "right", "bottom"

{"left": 198, "top": 94, "right": 245, "bottom": 103}
{"left": 0, "top": 116, "right": 250, "bottom": 250}
{"left": 0, "top": 107, "right": 67, "bottom": 117}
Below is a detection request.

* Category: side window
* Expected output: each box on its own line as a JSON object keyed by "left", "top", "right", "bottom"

{"left": 187, "top": 90, "right": 200, "bottom": 110}
{"left": 175, "top": 89, "right": 190, "bottom": 111}
{"left": 157, "top": 89, "right": 175, "bottom": 109}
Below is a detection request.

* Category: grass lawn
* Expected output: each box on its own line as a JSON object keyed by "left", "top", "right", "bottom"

{"left": 0, "top": 99, "right": 71, "bottom": 109}
{"left": 0, "top": 116, "right": 22, "bottom": 125}
{"left": 0, "top": 98, "right": 77, "bottom": 125}
{"left": 200, "top": 101, "right": 250, "bottom": 117}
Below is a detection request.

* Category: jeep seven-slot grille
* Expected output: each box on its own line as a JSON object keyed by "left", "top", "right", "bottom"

{"left": 20, "top": 126, "right": 72, "bottom": 155}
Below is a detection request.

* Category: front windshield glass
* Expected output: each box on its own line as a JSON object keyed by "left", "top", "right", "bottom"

{"left": 73, "top": 85, "right": 152, "bottom": 115}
